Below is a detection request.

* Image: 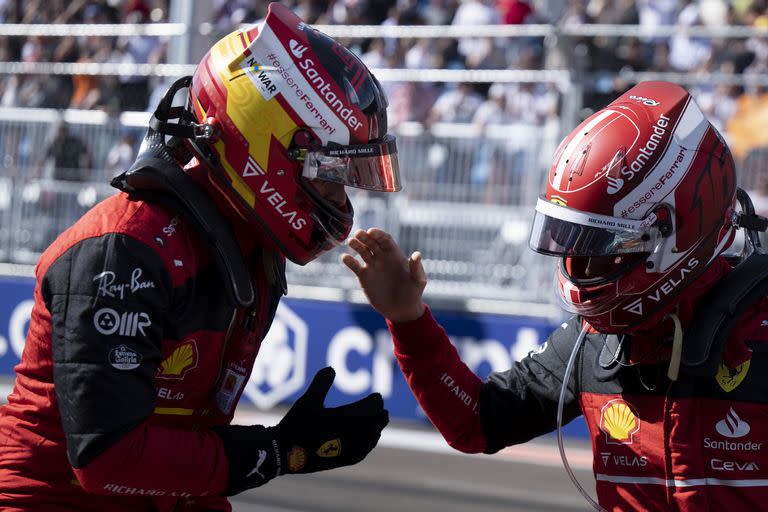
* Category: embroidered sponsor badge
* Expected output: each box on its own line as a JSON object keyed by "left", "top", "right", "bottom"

{"left": 215, "top": 368, "right": 246, "bottom": 415}
{"left": 317, "top": 439, "right": 341, "bottom": 458}
{"left": 600, "top": 398, "right": 640, "bottom": 445}
{"left": 288, "top": 446, "right": 306, "bottom": 472}
{"left": 716, "top": 359, "right": 750, "bottom": 393}
{"left": 157, "top": 340, "right": 198, "bottom": 380}
{"left": 109, "top": 344, "right": 142, "bottom": 370}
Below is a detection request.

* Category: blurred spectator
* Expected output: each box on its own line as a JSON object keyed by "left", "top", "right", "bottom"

{"left": 726, "top": 88, "right": 768, "bottom": 163}
{"left": 452, "top": 0, "right": 500, "bottom": 66}
{"left": 35, "top": 122, "right": 93, "bottom": 182}
{"left": 692, "top": 62, "right": 740, "bottom": 134}
{"left": 360, "top": 38, "right": 388, "bottom": 69}
{"left": 428, "top": 82, "right": 485, "bottom": 125}
{"left": 669, "top": 0, "right": 712, "bottom": 71}
{"left": 0, "top": 0, "right": 767, "bottom": 207}
{"left": 559, "top": 0, "right": 592, "bottom": 26}
{"left": 496, "top": 0, "right": 533, "bottom": 24}
{"left": 115, "top": 2, "right": 164, "bottom": 111}
{"left": 470, "top": 82, "right": 509, "bottom": 194}
{"left": 650, "top": 40, "right": 675, "bottom": 72}
{"left": 294, "top": 0, "right": 333, "bottom": 24}
{"left": 421, "top": 0, "right": 458, "bottom": 25}
{"left": 105, "top": 129, "right": 137, "bottom": 177}
{"left": 472, "top": 82, "right": 509, "bottom": 127}
{"left": 405, "top": 39, "right": 444, "bottom": 69}
{"left": 636, "top": 0, "right": 680, "bottom": 41}
{"left": 388, "top": 81, "right": 440, "bottom": 126}
{"left": 426, "top": 82, "right": 485, "bottom": 199}
{"left": 507, "top": 82, "right": 559, "bottom": 124}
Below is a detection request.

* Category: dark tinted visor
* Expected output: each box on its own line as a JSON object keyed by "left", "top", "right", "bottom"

{"left": 528, "top": 198, "right": 660, "bottom": 256}
{"left": 302, "top": 134, "right": 401, "bottom": 192}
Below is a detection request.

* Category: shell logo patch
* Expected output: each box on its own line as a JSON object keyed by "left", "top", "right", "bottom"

{"left": 317, "top": 439, "right": 341, "bottom": 458}
{"left": 157, "top": 340, "right": 198, "bottom": 380}
{"left": 600, "top": 398, "right": 640, "bottom": 445}
{"left": 288, "top": 446, "right": 307, "bottom": 472}
{"left": 716, "top": 359, "right": 750, "bottom": 393}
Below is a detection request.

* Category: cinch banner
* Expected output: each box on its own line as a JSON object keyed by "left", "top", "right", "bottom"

{"left": 0, "top": 274, "right": 588, "bottom": 437}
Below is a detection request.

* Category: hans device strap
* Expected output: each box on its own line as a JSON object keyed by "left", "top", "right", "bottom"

{"left": 112, "top": 154, "right": 256, "bottom": 309}
{"left": 682, "top": 253, "right": 768, "bottom": 376}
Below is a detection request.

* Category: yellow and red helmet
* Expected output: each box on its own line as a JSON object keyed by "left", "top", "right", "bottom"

{"left": 185, "top": 2, "right": 400, "bottom": 265}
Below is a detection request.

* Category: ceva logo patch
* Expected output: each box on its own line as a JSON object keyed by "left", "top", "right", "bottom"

{"left": 244, "top": 303, "right": 307, "bottom": 409}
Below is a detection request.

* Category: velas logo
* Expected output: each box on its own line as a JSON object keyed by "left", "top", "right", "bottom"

{"left": 620, "top": 257, "right": 700, "bottom": 317}
{"left": 716, "top": 407, "right": 750, "bottom": 438}
{"left": 289, "top": 39, "right": 308, "bottom": 58}
{"left": 157, "top": 340, "right": 198, "bottom": 380}
{"left": 600, "top": 399, "right": 640, "bottom": 445}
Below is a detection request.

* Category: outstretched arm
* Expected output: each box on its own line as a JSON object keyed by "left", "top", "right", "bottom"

{"left": 342, "top": 229, "right": 584, "bottom": 453}
{"left": 342, "top": 229, "right": 487, "bottom": 453}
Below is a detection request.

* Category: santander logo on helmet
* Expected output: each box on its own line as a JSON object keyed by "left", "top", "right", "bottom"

{"left": 186, "top": 2, "right": 395, "bottom": 266}
{"left": 538, "top": 81, "right": 737, "bottom": 333}
{"left": 285, "top": 38, "right": 365, "bottom": 135}
{"left": 289, "top": 39, "right": 308, "bottom": 58}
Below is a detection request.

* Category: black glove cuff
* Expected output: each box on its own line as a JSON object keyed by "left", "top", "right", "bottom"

{"left": 213, "top": 425, "right": 284, "bottom": 496}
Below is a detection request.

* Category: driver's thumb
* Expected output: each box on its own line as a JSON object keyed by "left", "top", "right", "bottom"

{"left": 301, "top": 366, "right": 335, "bottom": 405}
{"left": 409, "top": 251, "right": 427, "bottom": 288}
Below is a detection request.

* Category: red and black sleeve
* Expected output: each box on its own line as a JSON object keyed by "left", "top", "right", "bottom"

{"left": 389, "top": 308, "right": 584, "bottom": 455}
{"left": 388, "top": 307, "right": 486, "bottom": 453}
{"left": 43, "top": 233, "right": 229, "bottom": 496}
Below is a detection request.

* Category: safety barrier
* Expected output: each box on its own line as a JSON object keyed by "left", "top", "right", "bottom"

{"left": 0, "top": 109, "right": 562, "bottom": 316}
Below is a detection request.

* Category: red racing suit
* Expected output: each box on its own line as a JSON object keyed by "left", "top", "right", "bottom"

{"left": 0, "top": 181, "right": 285, "bottom": 511}
{"left": 390, "top": 257, "right": 768, "bottom": 511}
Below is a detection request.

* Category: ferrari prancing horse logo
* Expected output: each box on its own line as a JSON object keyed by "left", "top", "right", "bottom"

{"left": 716, "top": 359, "right": 750, "bottom": 393}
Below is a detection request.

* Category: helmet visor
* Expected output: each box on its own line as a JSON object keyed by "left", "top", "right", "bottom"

{"left": 529, "top": 197, "right": 661, "bottom": 257}
{"left": 302, "top": 135, "right": 402, "bottom": 192}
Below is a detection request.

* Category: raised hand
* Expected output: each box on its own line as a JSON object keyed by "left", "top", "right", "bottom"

{"left": 341, "top": 228, "right": 427, "bottom": 323}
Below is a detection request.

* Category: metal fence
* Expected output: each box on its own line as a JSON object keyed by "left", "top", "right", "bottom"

{"left": 3, "top": 112, "right": 766, "bottom": 319}
{"left": 5, "top": 15, "right": 768, "bottom": 318}
{"left": 0, "top": 110, "right": 562, "bottom": 316}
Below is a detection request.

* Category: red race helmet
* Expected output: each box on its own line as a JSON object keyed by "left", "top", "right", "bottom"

{"left": 184, "top": 2, "right": 400, "bottom": 265}
{"left": 528, "top": 81, "right": 737, "bottom": 333}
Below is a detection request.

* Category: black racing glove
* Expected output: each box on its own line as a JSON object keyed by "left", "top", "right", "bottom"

{"left": 214, "top": 367, "right": 389, "bottom": 495}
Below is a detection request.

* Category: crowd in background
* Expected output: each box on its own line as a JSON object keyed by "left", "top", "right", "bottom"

{"left": 0, "top": 0, "right": 168, "bottom": 112}
{"left": 1, "top": 0, "right": 768, "bottom": 198}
